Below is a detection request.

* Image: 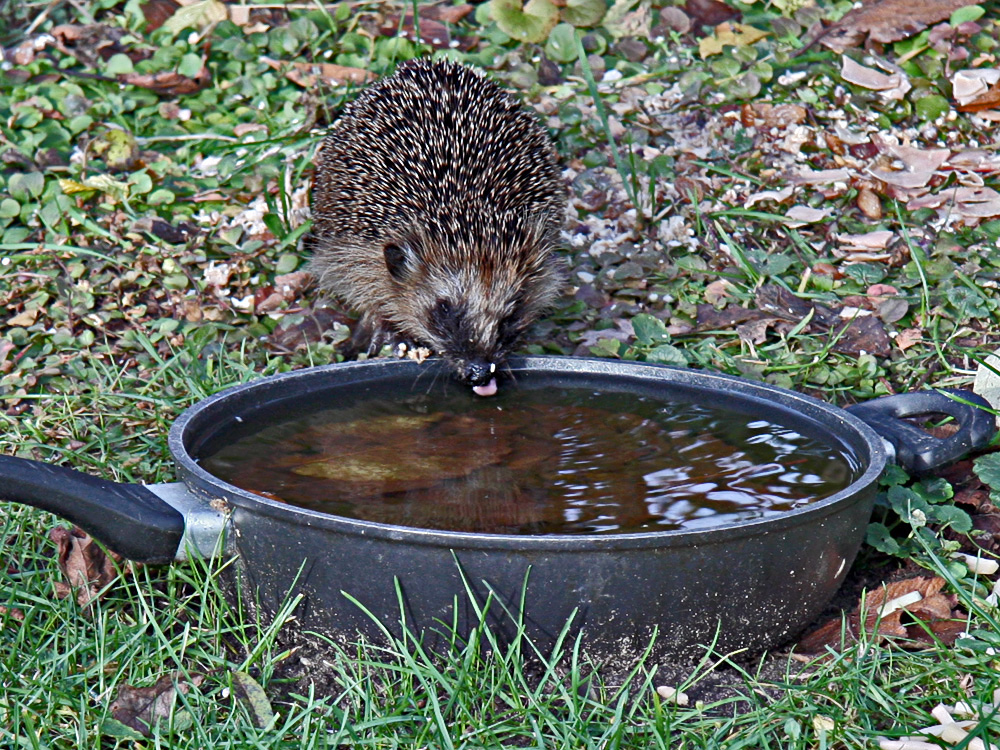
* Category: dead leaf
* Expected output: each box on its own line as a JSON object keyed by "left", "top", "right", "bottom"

{"left": 894, "top": 328, "right": 922, "bottom": 351}
{"left": 267, "top": 305, "right": 351, "bottom": 353}
{"left": 424, "top": 3, "right": 474, "bottom": 24}
{"left": 231, "top": 671, "right": 274, "bottom": 728}
{"left": 840, "top": 56, "right": 911, "bottom": 100}
{"left": 696, "top": 304, "right": 771, "bottom": 330}
{"left": 868, "top": 134, "right": 950, "bottom": 189}
{"left": 161, "top": 0, "right": 228, "bottom": 35}
{"left": 683, "top": 0, "right": 738, "bottom": 27}
{"left": 49, "top": 526, "right": 121, "bottom": 608}
{"left": 877, "top": 297, "right": 908, "bottom": 324}
{"left": 7, "top": 308, "right": 38, "bottom": 327}
{"left": 832, "top": 315, "right": 893, "bottom": 357}
{"left": 142, "top": 0, "right": 181, "bottom": 32}
{"left": 120, "top": 68, "right": 211, "bottom": 96}
{"left": 744, "top": 186, "right": 794, "bottom": 208}
{"left": 787, "top": 167, "right": 852, "bottom": 185}
{"left": 953, "top": 69, "right": 1000, "bottom": 110}
{"left": 704, "top": 279, "right": 734, "bottom": 305}
{"left": 699, "top": 22, "right": 768, "bottom": 58}
{"left": 857, "top": 187, "right": 883, "bottom": 219}
{"left": 947, "top": 149, "right": 1000, "bottom": 175}
{"left": 740, "top": 102, "right": 808, "bottom": 129}
{"left": 952, "top": 186, "right": 1000, "bottom": 218}
{"left": 737, "top": 317, "right": 778, "bottom": 345}
{"left": 813, "top": 0, "right": 978, "bottom": 53}
{"left": 380, "top": 16, "right": 453, "bottom": 48}
{"left": 110, "top": 672, "right": 205, "bottom": 737}
{"left": 0, "top": 605, "right": 25, "bottom": 622}
{"left": 798, "top": 576, "right": 964, "bottom": 655}
{"left": 660, "top": 6, "right": 692, "bottom": 33}
{"left": 50, "top": 23, "right": 142, "bottom": 67}
{"left": 604, "top": 0, "right": 653, "bottom": 39}
{"left": 783, "top": 205, "right": 834, "bottom": 226}
{"left": 259, "top": 57, "right": 374, "bottom": 88}
{"left": 836, "top": 229, "right": 895, "bottom": 251}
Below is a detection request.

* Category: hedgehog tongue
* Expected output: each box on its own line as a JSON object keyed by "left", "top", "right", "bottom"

{"left": 472, "top": 378, "right": 498, "bottom": 397}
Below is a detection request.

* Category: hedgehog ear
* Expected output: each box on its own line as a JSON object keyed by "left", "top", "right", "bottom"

{"left": 383, "top": 242, "right": 414, "bottom": 282}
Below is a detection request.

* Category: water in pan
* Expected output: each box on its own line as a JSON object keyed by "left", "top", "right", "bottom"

{"left": 199, "top": 385, "right": 860, "bottom": 535}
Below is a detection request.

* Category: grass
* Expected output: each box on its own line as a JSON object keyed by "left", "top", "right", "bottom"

{"left": 7, "top": 490, "right": 1000, "bottom": 748}
{"left": 2, "top": 0, "right": 1000, "bottom": 746}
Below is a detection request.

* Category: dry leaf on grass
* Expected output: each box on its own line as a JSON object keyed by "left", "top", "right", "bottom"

{"left": 110, "top": 672, "right": 205, "bottom": 737}
{"left": 697, "top": 285, "right": 892, "bottom": 357}
{"left": 908, "top": 186, "right": 1000, "bottom": 221}
{"left": 840, "top": 56, "right": 911, "bottom": 100}
{"left": 683, "top": 0, "right": 738, "bottom": 28}
{"left": 0, "top": 605, "right": 25, "bottom": 623}
{"left": 868, "top": 134, "right": 950, "bottom": 190}
{"left": 783, "top": 205, "right": 834, "bottom": 226}
{"left": 255, "top": 270, "right": 311, "bottom": 313}
{"left": 379, "top": 15, "right": 456, "bottom": 48}
{"left": 813, "top": 0, "right": 978, "bottom": 53}
{"left": 798, "top": 576, "right": 965, "bottom": 655}
{"left": 231, "top": 671, "right": 275, "bottom": 729}
{"left": 836, "top": 229, "right": 895, "bottom": 251}
{"left": 787, "top": 167, "right": 852, "bottom": 185}
{"left": 119, "top": 68, "right": 211, "bottom": 96}
{"left": 142, "top": 0, "right": 181, "bottom": 32}
{"left": 699, "top": 22, "right": 768, "bottom": 58}
{"left": 947, "top": 149, "right": 1000, "bottom": 175}
{"left": 260, "top": 57, "right": 375, "bottom": 88}
{"left": 744, "top": 186, "right": 794, "bottom": 208}
{"left": 740, "top": 102, "right": 808, "bottom": 129}
{"left": 952, "top": 69, "right": 1000, "bottom": 109}
{"left": 49, "top": 526, "right": 121, "bottom": 608}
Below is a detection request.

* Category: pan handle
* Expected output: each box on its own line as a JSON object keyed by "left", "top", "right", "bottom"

{"left": 845, "top": 389, "right": 996, "bottom": 475}
{"left": 0, "top": 455, "right": 184, "bottom": 564}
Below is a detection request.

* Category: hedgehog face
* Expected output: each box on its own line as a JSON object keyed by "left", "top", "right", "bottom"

{"left": 380, "top": 232, "right": 562, "bottom": 394}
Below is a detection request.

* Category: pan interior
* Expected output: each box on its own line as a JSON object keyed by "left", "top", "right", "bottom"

{"left": 189, "top": 366, "right": 866, "bottom": 536}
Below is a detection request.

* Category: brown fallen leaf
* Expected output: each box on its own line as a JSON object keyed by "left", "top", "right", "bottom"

{"left": 740, "top": 102, "right": 808, "bottom": 130}
{"left": 831, "top": 315, "right": 893, "bottom": 358}
{"left": 259, "top": 57, "right": 374, "bottom": 88}
{"left": 0, "top": 605, "right": 25, "bottom": 623}
{"left": 142, "top": 0, "right": 181, "bottom": 32}
{"left": 119, "top": 68, "right": 211, "bottom": 96}
{"left": 256, "top": 271, "right": 312, "bottom": 313}
{"left": 49, "top": 526, "right": 121, "bottom": 608}
{"left": 811, "top": 0, "right": 977, "bottom": 53}
{"left": 754, "top": 285, "right": 892, "bottom": 357}
{"left": 798, "top": 576, "right": 964, "bottom": 655}
{"left": 857, "top": 186, "right": 883, "bottom": 219}
{"left": 683, "top": 0, "right": 738, "bottom": 28}
{"left": 267, "top": 305, "right": 350, "bottom": 353}
{"left": 696, "top": 304, "right": 771, "bottom": 330}
{"left": 736, "top": 317, "right": 780, "bottom": 346}
{"left": 953, "top": 69, "right": 1000, "bottom": 111}
{"left": 842, "top": 56, "right": 911, "bottom": 100}
{"left": 869, "top": 133, "right": 951, "bottom": 190}
{"left": 380, "top": 15, "right": 453, "bottom": 48}
{"left": 424, "top": 3, "right": 474, "bottom": 24}
{"left": 110, "top": 672, "right": 205, "bottom": 737}
{"left": 50, "top": 23, "right": 145, "bottom": 67}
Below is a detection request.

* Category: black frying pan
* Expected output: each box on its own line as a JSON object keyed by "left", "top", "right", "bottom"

{"left": 1, "top": 357, "right": 994, "bottom": 663}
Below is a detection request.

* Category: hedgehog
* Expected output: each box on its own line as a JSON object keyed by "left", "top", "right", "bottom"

{"left": 306, "top": 58, "right": 567, "bottom": 397}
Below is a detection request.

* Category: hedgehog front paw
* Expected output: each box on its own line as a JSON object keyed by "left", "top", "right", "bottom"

{"left": 391, "top": 340, "right": 434, "bottom": 364}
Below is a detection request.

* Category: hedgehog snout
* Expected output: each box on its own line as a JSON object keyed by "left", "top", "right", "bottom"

{"left": 461, "top": 358, "right": 495, "bottom": 387}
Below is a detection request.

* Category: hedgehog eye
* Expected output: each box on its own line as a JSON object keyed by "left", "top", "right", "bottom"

{"left": 496, "top": 313, "right": 524, "bottom": 348}
{"left": 383, "top": 243, "right": 411, "bottom": 282}
{"left": 430, "top": 299, "right": 456, "bottom": 333}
